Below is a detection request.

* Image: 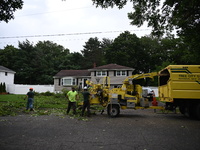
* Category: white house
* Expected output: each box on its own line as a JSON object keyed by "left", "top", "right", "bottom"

{"left": 0, "top": 65, "right": 16, "bottom": 85}
{"left": 54, "top": 64, "right": 135, "bottom": 92}
{"left": 0, "top": 65, "right": 54, "bottom": 94}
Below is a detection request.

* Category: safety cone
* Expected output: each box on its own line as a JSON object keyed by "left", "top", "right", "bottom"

{"left": 151, "top": 91, "right": 158, "bottom": 106}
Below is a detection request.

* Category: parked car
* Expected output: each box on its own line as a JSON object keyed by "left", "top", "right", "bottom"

{"left": 142, "top": 87, "right": 155, "bottom": 101}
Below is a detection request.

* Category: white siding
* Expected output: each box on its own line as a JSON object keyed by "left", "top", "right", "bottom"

{"left": 90, "top": 70, "right": 130, "bottom": 85}
{"left": 0, "top": 71, "right": 15, "bottom": 84}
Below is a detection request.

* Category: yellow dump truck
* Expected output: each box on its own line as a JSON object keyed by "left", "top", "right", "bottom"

{"left": 158, "top": 65, "right": 200, "bottom": 119}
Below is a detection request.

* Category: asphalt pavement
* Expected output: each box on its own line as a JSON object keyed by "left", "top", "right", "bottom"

{"left": 0, "top": 109, "right": 200, "bottom": 150}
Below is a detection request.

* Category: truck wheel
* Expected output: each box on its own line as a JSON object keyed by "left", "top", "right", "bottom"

{"left": 179, "top": 106, "right": 185, "bottom": 114}
{"left": 195, "top": 103, "right": 200, "bottom": 120}
{"left": 185, "top": 105, "right": 196, "bottom": 118}
{"left": 107, "top": 105, "right": 120, "bottom": 117}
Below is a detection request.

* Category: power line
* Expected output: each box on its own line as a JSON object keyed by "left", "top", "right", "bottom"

{"left": 15, "top": 6, "right": 93, "bottom": 17}
{"left": 0, "top": 36, "right": 117, "bottom": 45}
{"left": 0, "top": 29, "right": 151, "bottom": 39}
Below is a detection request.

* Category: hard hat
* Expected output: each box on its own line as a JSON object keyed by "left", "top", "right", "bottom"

{"left": 29, "top": 88, "right": 33, "bottom": 90}
{"left": 83, "top": 86, "right": 87, "bottom": 89}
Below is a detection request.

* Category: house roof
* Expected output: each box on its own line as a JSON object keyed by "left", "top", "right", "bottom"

{"left": 0, "top": 66, "right": 16, "bottom": 73}
{"left": 54, "top": 64, "right": 134, "bottom": 78}
{"left": 54, "top": 70, "right": 90, "bottom": 78}
{"left": 88, "top": 64, "right": 134, "bottom": 71}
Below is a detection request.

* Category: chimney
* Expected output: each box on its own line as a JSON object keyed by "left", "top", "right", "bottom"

{"left": 93, "top": 62, "right": 96, "bottom": 68}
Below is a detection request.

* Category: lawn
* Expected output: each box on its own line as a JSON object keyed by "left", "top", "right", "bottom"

{"left": 0, "top": 93, "right": 103, "bottom": 117}
{"left": 0, "top": 93, "right": 71, "bottom": 116}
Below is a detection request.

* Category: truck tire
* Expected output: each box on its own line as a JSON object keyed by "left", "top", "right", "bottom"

{"left": 185, "top": 105, "right": 196, "bottom": 119}
{"left": 195, "top": 103, "right": 200, "bottom": 120}
{"left": 107, "top": 104, "right": 120, "bottom": 117}
{"left": 179, "top": 106, "right": 185, "bottom": 114}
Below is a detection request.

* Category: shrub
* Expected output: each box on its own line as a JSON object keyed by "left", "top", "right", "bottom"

{"left": 3, "top": 83, "right": 6, "bottom": 93}
{"left": 34, "top": 92, "right": 40, "bottom": 96}
{"left": 54, "top": 93, "right": 65, "bottom": 99}
{"left": 0, "top": 83, "right": 2, "bottom": 93}
{"left": 40, "top": 91, "right": 54, "bottom": 96}
{"left": 61, "top": 88, "right": 69, "bottom": 96}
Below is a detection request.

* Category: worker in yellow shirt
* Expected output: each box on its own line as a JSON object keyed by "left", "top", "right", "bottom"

{"left": 66, "top": 87, "right": 78, "bottom": 115}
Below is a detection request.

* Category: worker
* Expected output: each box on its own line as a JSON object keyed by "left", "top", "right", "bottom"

{"left": 24, "top": 88, "right": 34, "bottom": 111}
{"left": 81, "top": 86, "right": 91, "bottom": 117}
{"left": 66, "top": 87, "right": 78, "bottom": 115}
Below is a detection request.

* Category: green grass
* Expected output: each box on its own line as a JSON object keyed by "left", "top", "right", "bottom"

{"left": 0, "top": 93, "right": 103, "bottom": 119}
{"left": 0, "top": 94, "right": 166, "bottom": 117}
{"left": 0, "top": 94, "right": 69, "bottom": 116}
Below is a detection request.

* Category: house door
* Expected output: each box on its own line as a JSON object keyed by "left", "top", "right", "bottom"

{"left": 83, "top": 78, "right": 88, "bottom": 88}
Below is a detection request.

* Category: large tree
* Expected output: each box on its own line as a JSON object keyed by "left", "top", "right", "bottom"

{"left": 34, "top": 41, "right": 70, "bottom": 84}
{"left": 63, "top": 52, "right": 84, "bottom": 70}
{"left": 92, "top": 0, "right": 200, "bottom": 37}
{"left": 0, "top": 45, "right": 19, "bottom": 68}
{"left": 0, "top": 40, "right": 72, "bottom": 84}
{"left": 17, "top": 40, "right": 37, "bottom": 84}
{"left": 81, "top": 37, "right": 104, "bottom": 68}
{"left": 140, "top": 36, "right": 161, "bottom": 72}
{"left": 92, "top": 0, "right": 200, "bottom": 64}
{"left": 0, "top": 0, "right": 24, "bottom": 23}
{"left": 105, "top": 31, "right": 147, "bottom": 73}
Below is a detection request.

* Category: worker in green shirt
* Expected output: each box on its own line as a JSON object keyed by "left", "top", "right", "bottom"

{"left": 81, "top": 86, "right": 91, "bottom": 117}
{"left": 66, "top": 87, "right": 78, "bottom": 115}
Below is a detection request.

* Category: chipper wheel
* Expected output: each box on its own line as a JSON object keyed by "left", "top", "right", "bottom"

{"left": 107, "top": 104, "right": 120, "bottom": 117}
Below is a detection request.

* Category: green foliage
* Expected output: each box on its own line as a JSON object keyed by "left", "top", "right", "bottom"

{"left": 61, "top": 88, "right": 69, "bottom": 96}
{"left": 103, "top": 31, "right": 184, "bottom": 73}
{"left": 54, "top": 92, "right": 66, "bottom": 99}
{"left": 65, "top": 52, "right": 84, "bottom": 70}
{"left": 40, "top": 91, "right": 55, "bottom": 96}
{"left": 0, "top": 83, "right": 2, "bottom": 93}
{"left": 105, "top": 31, "right": 146, "bottom": 72}
{"left": 0, "top": 102, "right": 19, "bottom": 116}
{"left": 0, "top": 82, "right": 6, "bottom": 93}
{"left": 0, "top": 94, "right": 68, "bottom": 116}
{"left": 155, "top": 61, "right": 176, "bottom": 72}
{"left": 2, "top": 83, "right": 6, "bottom": 93}
{"left": 1, "top": 0, "right": 199, "bottom": 87}
{"left": 0, "top": 33, "right": 199, "bottom": 86}
{"left": 0, "top": 40, "right": 73, "bottom": 84}
{"left": 0, "top": 93, "right": 82, "bottom": 117}
{"left": 33, "top": 41, "right": 71, "bottom": 84}
{"left": 92, "top": 0, "right": 200, "bottom": 67}
{"left": 0, "top": 0, "right": 24, "bottom": 23}
{"left": 0, "top": 95, "right": 25, "bottom": 116}
{"left": 92, "top": 0, "right": 127, "bottom": 9}
{"left": 34, "top": 96, "right": 67, "bottom": 109}
{"left": 92, "top": 0, "right": 200, "bottom": 38}
{"left": 81, "top": 37, "right": 105, "bottom": 68}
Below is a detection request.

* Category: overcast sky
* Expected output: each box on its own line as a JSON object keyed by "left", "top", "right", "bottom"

{"left": 0, "top": 0, "right": 152, "bottom": 52}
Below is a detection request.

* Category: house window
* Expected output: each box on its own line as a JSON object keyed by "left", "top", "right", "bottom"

{"left": 5, "top": 72, "right": 8, "bottom": 76}
{"left": 116, "top": 71, "right": 127, "bottom": 76}
{"left": 58, "top": 79, "right": 61, "bottom": 86}
{"left": 62, "top": 78, "right": 76, "bottom": 86}
{"left": 96, "top": 71, "right": 107, "bottom": 76}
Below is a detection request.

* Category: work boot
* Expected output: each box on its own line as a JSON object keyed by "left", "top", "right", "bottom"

{"left": 87, "top": 113, "right": 90, "bottom": 117}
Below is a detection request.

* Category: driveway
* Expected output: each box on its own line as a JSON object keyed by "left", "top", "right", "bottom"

{"left": 0, "top": 109, "right": 200, "bottom": 150}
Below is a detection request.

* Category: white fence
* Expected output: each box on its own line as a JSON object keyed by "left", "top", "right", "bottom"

{"left": 5, "top": 84, "right": 158, "bottom": 96}
{"left": 7, "top": 84, "right": 54, "bottom": 94}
